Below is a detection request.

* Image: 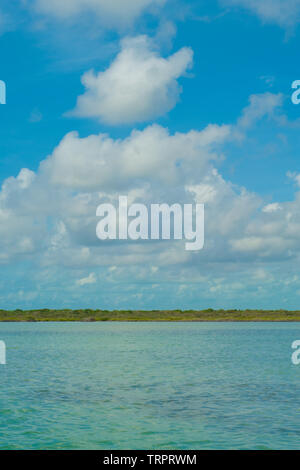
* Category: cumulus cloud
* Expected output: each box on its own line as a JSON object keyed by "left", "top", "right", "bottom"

{"left": 76, "top": 272, "right": 97, "bottom": 286}
{"left": 1, "top": 91, "right": 300, "bottom": 298}
{"left": 237, "top": 92, "right": 283, "bottom": 129}
{"left": 262, "top": 203, "right": 282, "bottom": 213}
{"left": 42, "top": 123, "right": 229, "bottom": 191}
{"left": 34, "top": 0, "right": 166, "bottom": 27}
{"left": 68, "top": 36, "right": 193, "bottom": 125}
{"left": 222, "top": 0, "right": 300, "bottom": 28}
{"left": 0, "top": 118, "right": 229, "bottom": 268}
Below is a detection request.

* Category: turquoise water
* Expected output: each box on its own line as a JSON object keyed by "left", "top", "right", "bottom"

{"left": 0, "top": 322, "right": 300, "bottom": 449}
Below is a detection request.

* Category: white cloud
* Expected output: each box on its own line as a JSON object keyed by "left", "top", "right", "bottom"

{"left": 237, "top": 92, "right": 283, "bottom": 129}
{"left": 230, "top": 236, "right": 286, "bottom": 254}
{"left": 0, "top": 118, "right": 229, "bottom": 268}
{"left": 287, "top": 171, "right": 300, "bottom": 187}
{"left": 1, "top": 90, "right": 300, "bottom": 284}
{"left": 68, "top": 36, "right": 193, "bottom": 125}
{"left": 76, "top": 272, "right": 97, "bottom": 286}
{"left": 262, "top": 203, "right": 282, "bottom": 213}
{"left": 222, "top": 0, "right": 300, "bottom": 28}
{"left": 34, "top": 0, "right": 166, "bottom": 26}
{"left": 42, "top": 123, "right": 229, "bottom": 191}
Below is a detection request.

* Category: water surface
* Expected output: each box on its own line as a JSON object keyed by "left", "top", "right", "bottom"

{"left": 0, "top": 322, "right": 299, "bottom": 449}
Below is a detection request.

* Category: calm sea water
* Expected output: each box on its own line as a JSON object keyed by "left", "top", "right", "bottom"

{"left": 0, "top": 322, "right": 300, "bottom": 450}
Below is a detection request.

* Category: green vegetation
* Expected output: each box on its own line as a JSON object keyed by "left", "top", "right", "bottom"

{"left": 0, "top": 308, "right": 300, "bottom": 321}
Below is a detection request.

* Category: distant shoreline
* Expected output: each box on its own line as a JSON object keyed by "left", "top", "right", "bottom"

{"left": 1, "top": 309, "right": 300, "bottom": 322}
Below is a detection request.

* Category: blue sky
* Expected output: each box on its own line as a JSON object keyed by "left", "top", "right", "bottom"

{"left": 1, "top": 0, "right": 300, "bottom": 310}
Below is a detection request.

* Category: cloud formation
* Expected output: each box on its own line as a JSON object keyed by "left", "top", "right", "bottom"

{"left": 76, "top": 273, "right": 97, "bottom": 286}
{"left": 0, "top": 91, "right": 292, "bottom": 272}
{"left": 0, "top": 88, "right": 299, "bottom": 308}
{"left": 237, "top": 92, "right": 283, "bottom": 129}
{"left": 68, "top": 36, "right": 193, "bottom": 125}
{"left": 222, "top": 0, "right": 300, "bottom": 28}
{"left": 43, "top": 123, "right": 229, "bottom": 191}
{"left": 34, "top": 0, "right": 166, "bottom": 27}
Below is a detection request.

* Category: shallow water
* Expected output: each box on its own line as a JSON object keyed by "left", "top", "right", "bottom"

{"left": 0, "top": 322, "right": 299, "bottom": 449}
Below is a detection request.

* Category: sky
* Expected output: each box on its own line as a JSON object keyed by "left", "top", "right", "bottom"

{"left": 1, "top": 0, "right": 300, "bottom": 310}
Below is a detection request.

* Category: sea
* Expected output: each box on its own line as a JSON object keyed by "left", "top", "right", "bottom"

{"left": 0, "top": 322, "right": 299, "bottom": 449}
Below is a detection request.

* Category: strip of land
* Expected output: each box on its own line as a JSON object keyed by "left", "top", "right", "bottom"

{"left": 1, "top": 309, "right": 300, "bottom": 321}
